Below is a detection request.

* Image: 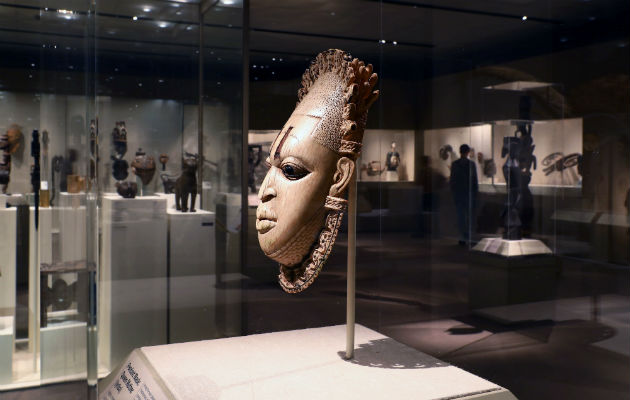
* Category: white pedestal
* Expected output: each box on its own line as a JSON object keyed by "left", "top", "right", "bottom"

{"left": 473, "top": 237, "right": 552, "bottom": 257}
{"left": 57, "top": 193, "right": 87, "bottom": 264}
{"left": 98, "top": 324, "right": 518, "bottom": 400}
{"left": 384, "top": 170, "right": 398, "bottom": 182}
{"left": 0, "top": 316, "right": 14, "bottom": 385}
{"left": 0, "top": 208, "right": 16, "bottom": 312}
{"left": 29, "top": 207, "right": 53, "bottom": 349}
{"left": 99, "top": 195, "right": 168, "bottom": 375}
{"left": 167, "top": 208, "right": 216, "bottom": 343}
{"left": 41, "top": 321, "right": 87, "bottom": 381}
{"left": 215, "top": 192, "right": 242, "bottom": 337}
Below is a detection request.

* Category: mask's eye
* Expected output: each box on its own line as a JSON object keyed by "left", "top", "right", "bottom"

{"left": 281, "top": 162, "right": 309, "bottom": 180}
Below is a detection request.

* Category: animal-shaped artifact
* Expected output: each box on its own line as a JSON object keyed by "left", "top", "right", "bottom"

{"left": 256, "top": 49, "right": 378, "bottom": 293}
{"left": 131, "top": 148, "right": 156, "bottom": 186}
{"left": 116, "top": 181, "right": 138, "bottom": 198}
{"left": 175, "top": 154, "right": 198, "bottom": 212}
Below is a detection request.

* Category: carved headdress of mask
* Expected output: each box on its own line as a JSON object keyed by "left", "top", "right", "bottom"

{"left": 256, "top": 49, "right": 379, "bottom": 293}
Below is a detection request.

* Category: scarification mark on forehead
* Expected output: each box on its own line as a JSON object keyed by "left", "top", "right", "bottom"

{"left": 273, "top": 127, "right": 292, "bottom": 160}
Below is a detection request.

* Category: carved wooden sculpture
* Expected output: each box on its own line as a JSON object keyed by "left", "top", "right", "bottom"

{"left": 256, "top": 49, "right": 378, "bottom": 293}
{"left": 175, "top": 154, "right": 198, "bottom": 212}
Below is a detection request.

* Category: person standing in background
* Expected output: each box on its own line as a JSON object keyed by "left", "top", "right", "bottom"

{"left": 450, "top": 144, "right": 478, "bottom": 246}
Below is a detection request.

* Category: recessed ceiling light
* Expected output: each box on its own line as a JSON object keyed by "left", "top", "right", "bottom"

{"left": 143, "top": 7, "right": 151, "bottom": 12}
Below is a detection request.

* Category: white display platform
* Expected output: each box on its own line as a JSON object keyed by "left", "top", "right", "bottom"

{"left": 0, "top": 193, "right": 24, "bottom": 208}
{"left": 41, "top": 321, "right": 87, "bottom": 380}
{"left": 473, "top": 237, "right": 552, "bottom": 257}
{"left": 0, "top": 316, "right": 14, "bottom": 384}
{"left": 0, "top": 208, "right": 16, "bottom": 312}
{"left": 167, "top": 207, "right": 217, "bottom": 343}
{"left": 99, "top": 324, "right": 517, "bottom": 400}
{"left": 99, "top": 195, "right": 168, "bottom": 375}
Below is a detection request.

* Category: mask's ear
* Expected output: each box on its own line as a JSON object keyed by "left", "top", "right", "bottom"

{"left": 329, "top": 156, "right": 355, "bottom": 197}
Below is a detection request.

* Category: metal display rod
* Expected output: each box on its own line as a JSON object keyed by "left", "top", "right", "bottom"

{"left": 345, "top": 168, "right": 357, "bottom": 359}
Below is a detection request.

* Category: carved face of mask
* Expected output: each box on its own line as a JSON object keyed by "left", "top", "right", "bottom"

{"left": 256, "top": 49, "right": 378, "bottom": 293}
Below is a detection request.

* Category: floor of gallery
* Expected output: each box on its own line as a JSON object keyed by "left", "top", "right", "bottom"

{"left": 4, "top": 231, "right": 629, "bottom": 400}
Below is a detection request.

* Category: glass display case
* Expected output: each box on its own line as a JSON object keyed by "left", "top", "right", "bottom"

{"left": 0, "top": 0, "right": 628, "bottom": 399}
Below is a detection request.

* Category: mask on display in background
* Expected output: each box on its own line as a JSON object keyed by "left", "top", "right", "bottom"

{"left": 439, "top": 145, "right": 453, "bottom": 161}
{"left": 175, "top": 153, "right": 198, "bottom": 212}
{"left": 256, "top": 49, "right": 379, "bottom": 293}
{"left": 111, "top": 155, "right": 129, "bottom": 181}
{"left": 131, "top": 148, "right": 156, "bottom": 186}
{"left": 116, "top": 181, "right": 138, "bottom": 199}
{"left": 6, "top": 124, "right": 23, "bottom": 155}
{"left": 112, "top": 121, "right": 127, "bottom": 157}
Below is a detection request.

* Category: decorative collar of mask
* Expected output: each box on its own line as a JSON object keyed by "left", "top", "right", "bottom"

{"left": 260, "top": 49, "right": 379, "bottom": 293}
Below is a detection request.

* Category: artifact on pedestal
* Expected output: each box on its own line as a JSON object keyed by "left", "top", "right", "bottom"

{"left": 256, "top": 49, "right": 379, "bottom": 293}
{"left": 175, "top": 153, "right": 198, "bottom": 212}
{"left": 131, "top": 148, "right": 156, "bottom": 186}
{"left": 116, "top": 181, "right": 138, "bottom": 199}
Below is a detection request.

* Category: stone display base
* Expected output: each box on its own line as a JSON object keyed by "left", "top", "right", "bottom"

{"left": 473, "top": 237, "right": 552, "bottom": 257}
{"left": 41, "top": 321, "right": 87, "bottom": 380}
{"left": 99, "top": 324, "right": 517, "bottom": 400}
{"left": 469, "top": 242, "right": 559, "bottom": 310}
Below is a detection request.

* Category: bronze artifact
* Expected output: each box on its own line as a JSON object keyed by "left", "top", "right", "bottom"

{"left": 116, "top": 181, "right": 138, "bottom": 199}
{"left": 256, "top": 49, "right": 379, "bottom": 293}
{"left": 131, "top": 148, "right": 156, "bottom": 186}
{"left": 160, "top": 173, "right": 176, "bottom": 194}
{"left": 175, "top": 153, "right": 198, "bottom": 212}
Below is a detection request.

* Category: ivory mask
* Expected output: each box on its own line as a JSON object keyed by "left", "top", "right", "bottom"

{"left": 256, "top": 49, "right": 379, "bottom": 293}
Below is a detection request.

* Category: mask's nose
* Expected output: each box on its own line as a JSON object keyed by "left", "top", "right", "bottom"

{"left": 258, "top": 171, "right": 277, "bottom": 202}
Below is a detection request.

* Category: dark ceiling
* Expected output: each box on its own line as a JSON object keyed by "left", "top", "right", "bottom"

{"left": 0, "top": 0, "right": 626, "bottom": 97}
